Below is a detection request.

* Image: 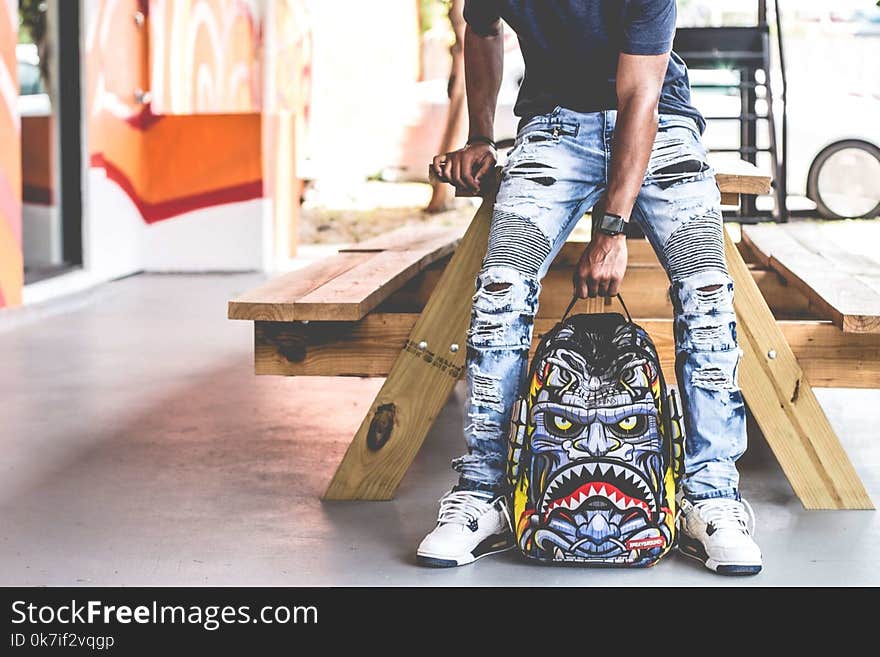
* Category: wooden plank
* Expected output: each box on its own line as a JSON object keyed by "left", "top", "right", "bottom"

{"left": 720, "top": 192, "right": 740, "bottom": 205}
{"left": 780, "top": 321, "right": 880, "bottom": 387}
{"left": 554, "top": 239, "right": 661, "bottom": 267}
{"left": 741, "top": 229, "right": 771, "bottom": 267}
{"left": 535, "top": 266, "right": 811, "bottom": 320}
{"left": 232, "top": 236, "right": 807, "bottom": 324}
{"left": 255, "top": 314, "right": 880, "bottom": 388}
{"left": 713, "top": 157, "right": 772, "bottom": 195}
{"left": 782, "top": 223, "right": 880, "bottom": 273}
{"left": 736, "top": 236, "right": 764, "bottom": 265}
{"left": 382, "top": 263, "right": 814, "bottom": 319}
{"left": 774, "top": 223, "right": 880, "bottom": 334}
{"left": 278, "top": 230, "right": 460, "bottom": 322}
{"left": 723, "top": 228, "right": 872, "bottom": 509}
{"left": 742, "top": 225, "right": 847, "bottom": 324}
{"left": 429, "top": 157, "right": 771, "bottom": 198}
{"left": 860, "top": 274, "right": 880, "bottom": 299}
{"left": 322, "top": 197, "right": 496, "bottom": 500}
{"left": 339, "top": 224, "right": 462, "bottom": 253}
{"left": 743, "top": 223, "right": 880, "bottom": 333}
{"left": 557, "top": 233, "right": 768, "bottom": 269}
{"left": 227, "top": 252, "right": 372, "bottom": 321}
{"left": 293, "top": 249, "right": 440, "bottom": 321}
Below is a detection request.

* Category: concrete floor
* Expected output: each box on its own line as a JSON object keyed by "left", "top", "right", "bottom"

{"left": 1, "top": 273, "right": 878, "bottom": 586}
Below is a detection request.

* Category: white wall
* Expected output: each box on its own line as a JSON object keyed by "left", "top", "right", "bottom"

{"left": 142, "top": 198, "right": 270, "bottom": 272}
{"left": 83, "top": 168, "right": 270, "bottom": 280}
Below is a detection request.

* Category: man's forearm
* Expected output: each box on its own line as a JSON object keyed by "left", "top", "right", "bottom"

{"left": 605, "top": 97, "right": 658, "bottom": 218}
{"left": 464, "top": 23, "right": 504, "bottom": 141}
{"left": 605, "top": 52, "right": 669, "bottom": 219}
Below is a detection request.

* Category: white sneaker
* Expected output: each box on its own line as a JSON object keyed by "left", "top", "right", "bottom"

{"left": 417, "top": 489, "right": 515, "bottom": 568}
{"left": 678, "top": 497, "right": 763, "bottom": 576}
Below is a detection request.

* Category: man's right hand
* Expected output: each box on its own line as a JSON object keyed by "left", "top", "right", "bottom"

{"left": 432, "top": 143, "right": 497, "bottom": 195}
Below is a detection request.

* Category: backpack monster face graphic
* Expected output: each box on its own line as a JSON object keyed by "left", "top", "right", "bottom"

{"left": 509, "top": 316, "right": 681, "bottom": 566}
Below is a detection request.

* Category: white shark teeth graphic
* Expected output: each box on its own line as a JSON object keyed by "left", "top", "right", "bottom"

{"left": 538, "top": 459, "right": 659, "bottom": 518}
{"left": 620, "top": 468, "right": 654, "bottom": 503}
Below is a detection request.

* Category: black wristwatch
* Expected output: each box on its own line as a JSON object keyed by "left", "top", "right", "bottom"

{"left": 596, "top": 212, "right": 628, "bottom": 236}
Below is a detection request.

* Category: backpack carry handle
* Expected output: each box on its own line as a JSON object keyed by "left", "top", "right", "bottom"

{"left": 562, "top": 292, "right": 632, "bottom": 323}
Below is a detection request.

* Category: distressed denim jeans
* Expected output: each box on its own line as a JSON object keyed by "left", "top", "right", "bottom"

{"left": 452, "top": 107, "right": 746, "bottom": 502}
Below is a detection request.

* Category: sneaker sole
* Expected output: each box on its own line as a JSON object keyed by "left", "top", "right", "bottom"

{"left": 678, "top": 535, "right": 762, "bottom": 576}
{"left": 416, "top": 533, "right": 514, "bottom": 568}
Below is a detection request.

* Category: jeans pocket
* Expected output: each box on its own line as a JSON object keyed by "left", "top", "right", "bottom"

{"left": 644, "top": 120, "right": 712, "bottom": 189}
{"left": 517, "top": 119, "right": 579, "bottom": 147}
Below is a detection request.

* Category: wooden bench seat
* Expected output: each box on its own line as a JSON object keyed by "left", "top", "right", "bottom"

{"left": 228, "top": 225, "right": 461, "bottom": 322}
{"left": 742, "top": 222, "right": 880, "bottom": 333}
{"left": 229, "top": 231, "right": 813, "bottom": 323}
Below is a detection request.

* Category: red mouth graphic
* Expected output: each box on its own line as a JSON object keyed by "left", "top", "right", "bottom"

{"left": 543, "top": 480, "right": 652, "bottom": 521}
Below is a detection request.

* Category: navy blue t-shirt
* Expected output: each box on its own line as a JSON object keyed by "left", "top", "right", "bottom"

{"left": 464, "top": 0, "right": 705, "bottom": 133}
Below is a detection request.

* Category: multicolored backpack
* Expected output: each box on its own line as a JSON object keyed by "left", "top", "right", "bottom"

{"left": 507, "top": 295, "right": 684, "bottom": 567}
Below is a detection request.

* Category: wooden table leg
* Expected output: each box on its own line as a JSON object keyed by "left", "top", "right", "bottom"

{"left": 323, "top": 195, "right": 495, "bottom": 499}
{"left": 724, "top": 229, "right": 873, "bottom": 509}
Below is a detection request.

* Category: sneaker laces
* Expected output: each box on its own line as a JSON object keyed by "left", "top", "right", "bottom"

{"left": 437, "top": 490, "right": 507, "bottom": 528}
{"left": 695, "top": 498, "right": 756, "bottom": 535}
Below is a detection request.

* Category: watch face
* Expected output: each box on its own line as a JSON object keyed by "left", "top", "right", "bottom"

{"left": 599, "top": 213, "right": 625, "bottom": 234}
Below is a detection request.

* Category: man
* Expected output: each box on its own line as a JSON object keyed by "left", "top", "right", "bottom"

{"left": 418, "top": 0, "right": 762, "bottom": 576}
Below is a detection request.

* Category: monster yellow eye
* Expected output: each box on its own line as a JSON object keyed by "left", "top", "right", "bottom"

{"left": 553, "top": 416, "right": 573, "bottom": 431}
{"left": 545, "top": 413, "right": 583, "bottom": 438}
{"left": 608, "top": 414, "right": 648, "bottom": 440}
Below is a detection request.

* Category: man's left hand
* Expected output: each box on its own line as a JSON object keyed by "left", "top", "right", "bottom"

{"left": 574, "top": 231, "right": 628, "bottom": 298}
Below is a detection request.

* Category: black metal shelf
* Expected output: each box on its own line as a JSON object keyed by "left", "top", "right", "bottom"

{"left": 673, "top": 2, "right": 788, "bottom": 222}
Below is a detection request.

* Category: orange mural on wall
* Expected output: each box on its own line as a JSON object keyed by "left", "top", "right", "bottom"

{"left": 149, "top": 0, "right": 262, "bottom": 114}
{"left": 0, "top": 0, "right": 23, "bottom": 308}
{"left": 86, "top": 0, "right": 264, "bottom": 224}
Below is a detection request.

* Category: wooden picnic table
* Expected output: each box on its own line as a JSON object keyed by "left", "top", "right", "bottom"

{"left": 229, "top": 159, "right": 875, "bottom": 510}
